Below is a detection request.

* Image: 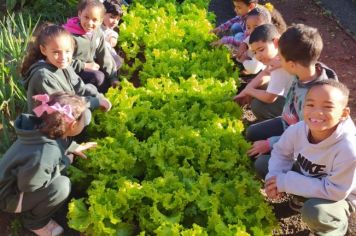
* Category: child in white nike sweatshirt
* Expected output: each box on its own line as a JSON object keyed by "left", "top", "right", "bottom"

{"left": 264, "top": 80, "right": 356, "bottom": 235}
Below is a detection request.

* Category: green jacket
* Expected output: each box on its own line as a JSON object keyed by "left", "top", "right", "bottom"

{"left": 22, "top": 61, "right": 101, "bottom": 112}
{"left": 71, "top": 29, "right": 118, "bottom": 83}
{"left": 0, "top": 114, "right": 71, "bottom": 212}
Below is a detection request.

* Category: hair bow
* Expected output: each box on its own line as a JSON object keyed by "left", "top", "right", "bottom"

{"left": 32, "top": 94, "right": 75, "bottom": 123}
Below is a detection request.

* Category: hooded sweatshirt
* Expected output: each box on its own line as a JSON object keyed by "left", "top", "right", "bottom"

{"left": 0, "top": 114, "right": 71, "bottom": 212}
{"left": 63, "top": 17, "right": 117, "bottom": 83}
{"left": 22, "top": 61, "right": 100, "bottom": 112}
{"left": 267, "top": 117, "right": 356, "bottom": 206}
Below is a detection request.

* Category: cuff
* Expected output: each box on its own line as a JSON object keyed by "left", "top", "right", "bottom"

{"left": 276, "top": 173, "right": 287, "bottom": 192}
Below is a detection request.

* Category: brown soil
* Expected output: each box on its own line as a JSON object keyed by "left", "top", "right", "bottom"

{"left": 1, "top": 0, "right": 356, "bottom": 235}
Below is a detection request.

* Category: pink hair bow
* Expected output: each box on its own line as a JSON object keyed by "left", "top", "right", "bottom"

{"left": 32, "top": 94, "right": 75, "bottom": 123}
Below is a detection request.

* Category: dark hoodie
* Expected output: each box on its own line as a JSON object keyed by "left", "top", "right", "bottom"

{"left": 0, "top": 114, "right": 71, "bottom": 212}
{"left": 22, "top": 61, "right": 100, "bottom": 112}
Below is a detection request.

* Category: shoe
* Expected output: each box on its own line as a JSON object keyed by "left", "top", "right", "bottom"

{"left": 31, "top": 219, "right": 64, "bottom": 236}
{"left": 289, "top": 196, "right": 305, "bottom": 213}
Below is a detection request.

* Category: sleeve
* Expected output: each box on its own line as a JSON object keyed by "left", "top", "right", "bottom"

{"left": 277, "top": 143, "right": 356, "bottom": 201}
{"left": 70, "top": 59, "right": 86, "bottom": 74}
{"left": 220, "top": 36, "right": 241, "bottom": 47}
{"left": 217, "top": 16, "right": 241, "bottom": 32}
{"left": 266, "top": 69, "right": 294, "bottom": 96}
{"left": 266, "top": 124, "right": 297, "bottom": 180}
{"left": 66, "top": 68, "right": 101, "bottom": 109}
{"left": 95, "top": 32, "right": 118, "bottom": 83}
{"left": 17, "top": 162, "right": 52, "bottom": 192}
{"left": 243, "top": 57, "right": 266, "bottom": 74}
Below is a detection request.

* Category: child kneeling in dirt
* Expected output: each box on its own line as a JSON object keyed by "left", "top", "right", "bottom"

{"left": 0, "top": 92, "right": 96, "bottom": 236}
{"left": 263, "top": 80, "right": 356, "bottom": 235}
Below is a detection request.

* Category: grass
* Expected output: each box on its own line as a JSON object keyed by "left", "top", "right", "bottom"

{"left": 0, "top": 13, "right": 39, "bottom": 155}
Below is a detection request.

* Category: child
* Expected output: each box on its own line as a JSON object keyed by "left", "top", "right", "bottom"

{"left": 264, "top": 80, "right": 356, "bottom": 235}
{"left": 102, "top": 0, "right": 124, "bottom": 69}
{"left": 245, "top": 24, "right": 338, "bottom": 157}
{"left": 210, "top": 0, "right": 258, "bottom": 48}
{"left": 0, "top": 92, "right": 95, "bottom": 236}
{"left": 21, "top": 23, "right": 112, "bottom": 113}
{"left": 234, "top": 24, "right": 294, "bottom": 122}
{"left": 63, "top": 0, "right": 119, "bottom": 93}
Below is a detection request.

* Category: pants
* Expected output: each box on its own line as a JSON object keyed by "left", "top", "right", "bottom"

{"left": 301, "top": 198, "right": 354, "bottom": 235}
{"left": 230, "top": 23, "right": 243, "bottom": 35}
{"left": 254, "top": 155, "right": 354, "bottom": 235}
{"left": 1, "top": 176, "right": 71, "bottom": 230}
{"left": 79, "top": 70, "right": 111, "bottom": 93}
{"left": 250, "top": 96, "right": 285, "bottom": 122}
{"left": 246, "top": 116, "right": 286, "bottom": 142}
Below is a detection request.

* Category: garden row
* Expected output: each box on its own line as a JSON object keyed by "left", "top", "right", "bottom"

{"left": 67, "top": 0, "right": 277, "bottom": 235}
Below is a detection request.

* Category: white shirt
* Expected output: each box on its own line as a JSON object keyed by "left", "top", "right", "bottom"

{"left": 266, "top": 68, "right": 294, "bottom": 97}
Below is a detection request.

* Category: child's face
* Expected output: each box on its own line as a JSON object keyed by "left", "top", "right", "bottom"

{"left": 40, "top": 34, "right": 73, "bottom": 69}
{"left": 233, "top": 1, "right": 253, "bottom": 16}
{"left": 78, "top": 6, "right": 104, "bottom": 32}
{"left": 250, "top": 39, "right": 279, "bottom": 65}
{"left": 67, "top": 109, "right": 91, "bottom": 137}
{"left": 304, "top": 85, "right": 349, "bottom": 141}
{"left": 245, "top": 16, "right": 264, "bottom": 36}
{"left": 103, "top": 13, "right": 121, "bottom": 29}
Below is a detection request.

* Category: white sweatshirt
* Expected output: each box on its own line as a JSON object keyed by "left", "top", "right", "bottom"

{"left": 266, "top": 117, "right": 356, "bottom": 206}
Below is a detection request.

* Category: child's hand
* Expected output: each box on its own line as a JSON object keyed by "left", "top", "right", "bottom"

{"left": 99, "top": 97, "right": 112, "bottom": 112}
{"left": 109, "top": 36, "right": 118, "bottom": 48}
{"left": 209, "top": 27, "right": 221, "bottom": 34}
{"left": 85, "top": 62, "right": 100, "bottom": 71}
{"left": 247, "top": 140, "right": 270, "bottom": 157}
{"left": 210, "top": 40, "right": 223, "bottom": 47}
{"left": 282, "top": 113, "right": 299, "bottom": 125}
{"left": 233, "top": 89, "right": 252, "bottom": 105}
{"left": 72, "top": 142, "right": 97, "bottom": 159}
{"left": 265, "top": 176, "right": 284, "bottom": 200}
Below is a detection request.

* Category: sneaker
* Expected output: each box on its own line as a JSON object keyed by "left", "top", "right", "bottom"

{"left": 31, "top": 219, "right": 64, "bottom": 236}
{"left": 289, "top": 196, "right": 305, "bottom": 213}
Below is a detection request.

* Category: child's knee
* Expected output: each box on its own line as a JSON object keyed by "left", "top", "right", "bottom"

{"left": 51, "top": 176, "right": 71, "bottom": 203}
{"left": 94, "top": 71, "right": 105, "bottom": 86}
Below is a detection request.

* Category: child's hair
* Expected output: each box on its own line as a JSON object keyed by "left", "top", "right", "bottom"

{"left": 265, "top": 6, "right": 287, "bottom": 34}
{"left": 308, "top": 80, "right": 350, "bottom": 105}
{"left": 249, "top": 24, "right": 279, "bottom": 44}
{"left": 78, "top": 0, "right": 105, "bottom": 15}
{"left": 20, "top": 23, "right": 74, "bottom": 76}
{"left": 34, "top": 92, "right": 87, "bottom": 139}
{"left": 103, "top": 0, "right": 124, "bottom": 16}
{"left": 278, "top": 24, "right": 323, "bottom": 67}
{"left": 232, "top": 0, "right": 258, "bottom": 4}
{"left": 246, "top": 7, "right": 271, "bottom": 24}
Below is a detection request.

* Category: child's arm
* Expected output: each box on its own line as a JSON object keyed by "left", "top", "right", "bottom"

{"left": 243, "top": 87, "right": 279, "bottom": 103}
{"left": 266, "top": 123, "right": 297, "bottom": 179}
{"left": 210, "top": 16, "right": 242, "bottom": 34}
{"left": 276, "top": 145, "right": 356, "bottom": 201}
{"left": 233, "top": 70, "right": 271, "bottom": 104}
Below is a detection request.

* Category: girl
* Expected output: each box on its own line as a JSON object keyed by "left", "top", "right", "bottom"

{"left": 102, "top": 0, "right": 124, "bottom": 69}
{"left": 63, "top": 0, "right": 119, "bottom": 93}
{"left": 0, "top": 92, "right": 95, "bottom": 236}
{"left": 21, "top": 23, "right": 112, "bottom": 113}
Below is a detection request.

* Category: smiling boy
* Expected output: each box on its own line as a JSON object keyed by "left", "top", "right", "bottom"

{"left": 265, "top": 80, "right": 356, "bottom": 235}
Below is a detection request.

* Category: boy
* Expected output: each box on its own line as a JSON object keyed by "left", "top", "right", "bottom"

{"left": 210, "top": 0, "right": 258, "bottom": 47}
{"left": 234, "top": 24, "right": 294, "bottom": 122}
{"left": 265, "top": 80, "right": 356, "bottom": 235}
{"left": 246, "top": 24, "right": 338, "bottom": 157}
